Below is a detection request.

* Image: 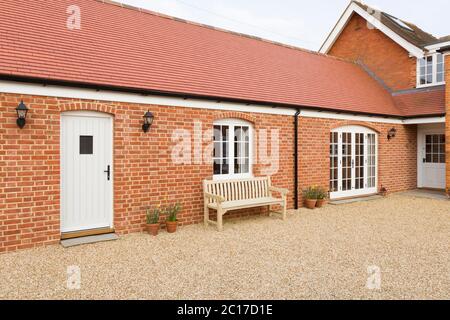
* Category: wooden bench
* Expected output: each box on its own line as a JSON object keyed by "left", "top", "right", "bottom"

{"left": 203, "top": 177, "right": 289, "bottom": 231}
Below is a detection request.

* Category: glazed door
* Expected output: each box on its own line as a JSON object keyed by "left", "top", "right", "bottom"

{"left": 330, "top": 127, "right": 378, "bottom": 199}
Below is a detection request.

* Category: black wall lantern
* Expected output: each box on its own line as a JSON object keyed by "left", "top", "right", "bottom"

{"left": 16, "top": 101, "right": 29, "bottom": 129}
{"left": 387, "top": 128, "right": 397, "bottom": 140}
{"left": 142, "top": 111, "right": 154, "bottom": 133}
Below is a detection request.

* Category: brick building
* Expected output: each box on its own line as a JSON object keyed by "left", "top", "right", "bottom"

{"left": 0, "top": 0, "right": 448, "bottom": 252}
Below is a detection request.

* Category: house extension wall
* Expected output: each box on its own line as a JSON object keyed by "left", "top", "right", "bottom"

{"left": 298, "top": 117, "right": 417, "bottom": 198}
{"left": 446, "top": 54, "right": 450, "bottom": 193}
{"left": 0, "top": 92, "right": 294, "bottom": 253}
{"left": 328, "top": 13, "right": 417, "bottom": 91}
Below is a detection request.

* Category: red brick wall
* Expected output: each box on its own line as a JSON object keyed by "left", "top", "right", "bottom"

{"left": 298, "top": 117, "right": 417, "bottom": 199}
{"left": 445, "top": 55, "right": 450, "bottom": 193}
{"left": 0, "top": 92, "right": 420, "bottom": 253}
{"left": 328, "top": 14, "right": 417, "bottom": 91}
{"left": 0, "top": 93, "right": 294, "bottom": 253}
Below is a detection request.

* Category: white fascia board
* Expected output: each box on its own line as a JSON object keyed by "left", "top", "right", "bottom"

{"left": 299, "top": 109, "right": 403, "bottom": 124}
{"left": 425, "top": 41, "right": 450, "bottom": 51}
{"left": 320, "top": 2, "right": 425, "bottom": 58}
{"left": 1, "top": 80, "right": 443, "bottom": 124}
{"left": 0, "top": 80, "right": 297, "bottom": 116}
{"left": 402, "top": 117, "right": 445, "bottom": 124}
{"left": 299, "top": 110, "right": 445, "bottom": 125}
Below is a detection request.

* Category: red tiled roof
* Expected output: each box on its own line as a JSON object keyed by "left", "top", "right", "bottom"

{"left": 393, "top": 87, "right": 446, "bottom": 117}
{"left": 0, "top": 0, "right": 440, "bottom": 118}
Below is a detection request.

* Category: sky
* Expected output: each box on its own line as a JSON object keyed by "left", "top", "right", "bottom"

{"left": 115, "top": 0, "right": 449, "bottom": 51}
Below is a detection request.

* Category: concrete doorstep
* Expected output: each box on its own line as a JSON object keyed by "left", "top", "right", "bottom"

{"left": 60, "top": 233, "right": 119, "bottom": 248}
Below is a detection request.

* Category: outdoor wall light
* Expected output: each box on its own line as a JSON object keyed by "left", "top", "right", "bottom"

{"left": 16, "top": 101, "right": 29, "bottom": 129}
{"left": 142, "top": 111, "right": 154, "bottom": 133}
{"left": 387, "top": 128, "right": 397, "bottom": 140}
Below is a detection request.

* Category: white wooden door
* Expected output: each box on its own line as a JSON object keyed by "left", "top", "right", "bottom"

{"left": 61, "top": 112, "right": 113, "bottom": 233}
{"left": 330, "top": 126, "right": 378, "bottom": 199}
{"left": 419, "top": 132, "right": 446, "bottom": 189}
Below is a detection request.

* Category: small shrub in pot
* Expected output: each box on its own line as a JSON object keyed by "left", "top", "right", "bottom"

{"left": 146, "top": 207, "right": 161, "bottom": 236}
{"left": 303, "top": 186, "right": 318, "bottom": 209}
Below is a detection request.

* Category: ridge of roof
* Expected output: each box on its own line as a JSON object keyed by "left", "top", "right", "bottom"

{"left": 94, "top": 0, "right": 354, "bottom": 64}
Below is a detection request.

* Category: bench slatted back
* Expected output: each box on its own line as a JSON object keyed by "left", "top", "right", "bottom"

{"left": 204, "top": 177, "right": 271, "bottom": 203}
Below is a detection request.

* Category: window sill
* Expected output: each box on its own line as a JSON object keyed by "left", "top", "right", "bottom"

{"left": 213, "top": 173, "right": 253, "bottom": 181}
{"left": 416, "top": 82, "right": 446, "bottom": 89}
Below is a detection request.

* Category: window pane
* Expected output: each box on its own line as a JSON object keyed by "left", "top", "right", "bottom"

{"left": 213, "top": 142, "right": 221, "bottom": 158}
{"left": 213, "top": 126, "right": 221, "bottom": 141}
{"left": 419, "top": 58, "right": 425, "bottom": 67}
{"left": 243, "top": 127, "right": 249, "bottom": 142}
{"left": 420, "top": 66, "right": 426, "bottom": 75}
{"left": 222, "top": 159, "right": 229, "bottom": 175}
{"left": 437, "top": 53, "right": 443, "bottom": 64}
{"left": 222, "top": 126, "right": 228, "bottom": 141}
{"left": 80, "top": 136, "right": 93, "bottom": 155}
{"left": 437, "top": 72, "right": 444, "bottom": 83}
{"left": 234, "top": 126, "right": 242, "bottom": 141}
{"left": 214, "top": 159, "right": 221, "bottom": 175}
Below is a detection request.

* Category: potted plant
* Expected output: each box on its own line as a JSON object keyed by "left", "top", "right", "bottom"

{"left": 380, "top": 186, "right": 388, "bottom": 197}
{"left": 146, "top": 207, "right": 161, "bottom": 236}
{"left": 165, "top": 202, "right": 182, "bottom": 233}
{"left": 303, "top": 186, "right": 317, "bottom": 209}
{"left": 315, "top": 187, "right": 328, "bottom": 208}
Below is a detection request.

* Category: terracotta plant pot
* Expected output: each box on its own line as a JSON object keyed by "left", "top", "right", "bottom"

{"left": 166, "top": 220, "right": 178, "bottom": 233}
{"left": 146, "top": 223, "right": 160, "bottom": 236}
{"left": 304, "top": 199, "right": 317, "bottom": 209}
{"left": 316, "top": 199, "right": 328, "bottom": 208}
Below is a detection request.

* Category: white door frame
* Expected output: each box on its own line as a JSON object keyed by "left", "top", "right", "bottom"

{"left": 417, "top": 123, "right": 446, "bottom": 189}
{"left": 330, "top": 126, "right": 378, "bottom": 199}
{"left": 60, "top": 111, "right": 114, "bottom": 233}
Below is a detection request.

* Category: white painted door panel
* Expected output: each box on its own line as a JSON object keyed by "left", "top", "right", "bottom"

{"left": 419, "top": 132, "right": 446, "bottom": 189}
{"left": 61, "top": 113, "right": 113, "bottom": 233}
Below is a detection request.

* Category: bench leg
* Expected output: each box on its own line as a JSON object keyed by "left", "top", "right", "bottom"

{"left": 204, "top": 202, "right": 209, "bottom": 227}
{"left": 217, "top": 209, "right": 224, "bottom": 232}
{"left": 282, "top": 198, "right": 287, "bottom": 221}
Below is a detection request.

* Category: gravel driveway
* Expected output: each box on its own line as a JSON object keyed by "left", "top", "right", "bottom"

{"left": 0, "top": 194, "right": 449, "bottom": 300}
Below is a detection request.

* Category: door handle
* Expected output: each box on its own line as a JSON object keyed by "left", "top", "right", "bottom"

{"left": 104, "top": 165, "right": 111, "bottom": 181}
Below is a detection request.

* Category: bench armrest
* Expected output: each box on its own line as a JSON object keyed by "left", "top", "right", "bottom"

{"left": 270, "top": 186, "right": 289, "bottom": 196}
{"left": 204, "top": 192, "right": 226, "bottom": 203}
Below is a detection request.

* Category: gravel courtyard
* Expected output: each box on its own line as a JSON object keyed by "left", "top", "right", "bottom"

{"left": 0, "top": 194, "right": 448, "bottom": 300}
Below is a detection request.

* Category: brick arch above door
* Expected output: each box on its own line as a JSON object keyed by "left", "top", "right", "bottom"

{"left": 59, "top": 100, "right": 116, "bottom": 115}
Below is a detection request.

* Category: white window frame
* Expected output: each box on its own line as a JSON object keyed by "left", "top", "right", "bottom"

{"left": 417, "top": 53, "right": 446, "bottom": 88}
{"left": 329, "top": 126, "right": 378, "bottom": 200}
{"left": 213, "top": 119, "right": 254, "bottom": 181}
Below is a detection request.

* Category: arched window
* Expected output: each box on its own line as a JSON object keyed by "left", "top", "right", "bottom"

{"left": 213, "top": 119, "right": 253, "bottom": 180}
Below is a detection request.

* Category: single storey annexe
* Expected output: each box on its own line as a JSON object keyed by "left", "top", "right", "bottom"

{"left": 0, "top": 0, "right": 448, "bottom": 252}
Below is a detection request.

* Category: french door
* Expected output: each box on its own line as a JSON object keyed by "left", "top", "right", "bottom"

{"left": 330, "top": 126, "right": 378, "bottom": 199}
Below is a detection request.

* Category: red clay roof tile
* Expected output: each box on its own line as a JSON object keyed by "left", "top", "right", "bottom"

{"left": 0, "top": 0, "right": 441, "bottom": 118}
{"left": 392, "top": 87, "right": 445, "bottom": 117}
